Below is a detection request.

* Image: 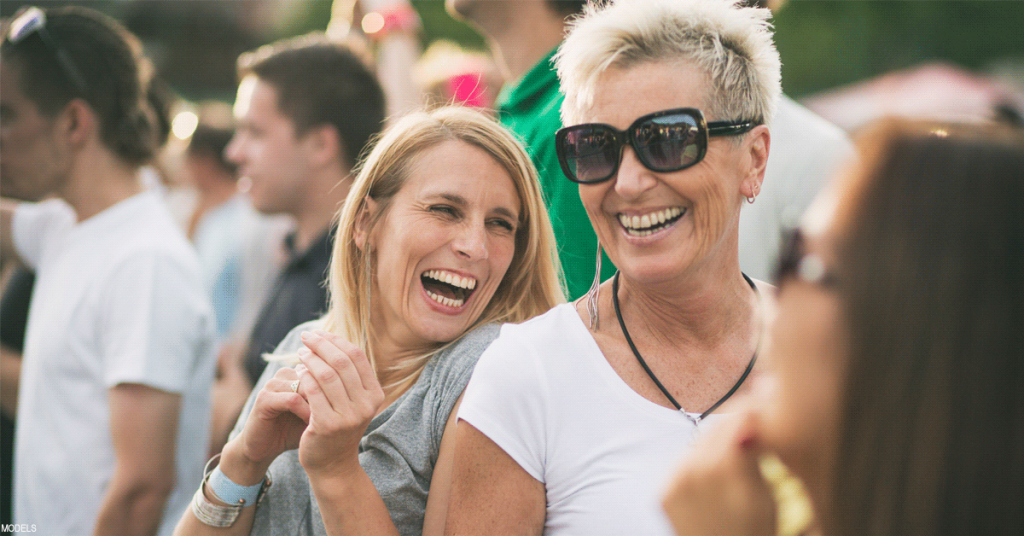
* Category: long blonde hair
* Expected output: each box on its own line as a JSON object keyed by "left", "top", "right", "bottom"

{"left": 323, "top": 106, "right": 564, "bottom": 392}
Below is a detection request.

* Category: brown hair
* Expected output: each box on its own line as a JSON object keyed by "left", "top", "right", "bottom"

{"left": 1, "top": 6, "right": 158, "bottom": 165}
{"left": 236, "top": 33, "right": 384, "bottom": 169}
{"left": 827, "top": 119, "right": 1024, "bottom": 536}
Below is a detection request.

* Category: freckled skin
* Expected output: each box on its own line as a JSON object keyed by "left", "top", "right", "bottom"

{"left": 366, "top": 140, "right": 521, "bottom": 351}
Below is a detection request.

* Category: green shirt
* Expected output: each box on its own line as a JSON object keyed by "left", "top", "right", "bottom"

{"left": 496, "top": 49, "right": 616, "bottom": 300}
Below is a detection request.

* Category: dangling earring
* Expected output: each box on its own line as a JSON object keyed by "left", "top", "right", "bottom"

{"left": 746, "top": 195, "right": 756, "bottom": 204}
{"left": 361, "top": 244, "right": 372, "bottom": 350}
{"left": 585, "top": 242, "right": 603, "bottom": 330}
{"left": 747, "top": 183, "right": 760, "bottom": 204}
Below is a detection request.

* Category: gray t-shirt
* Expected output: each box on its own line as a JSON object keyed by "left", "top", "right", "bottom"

{"left": 230, "top": 320, "right": 499, "bottom": 536}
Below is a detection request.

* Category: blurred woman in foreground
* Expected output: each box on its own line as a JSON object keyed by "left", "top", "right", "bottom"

{"left": 662, "top": 119, "right": 1024, "bottom": 536}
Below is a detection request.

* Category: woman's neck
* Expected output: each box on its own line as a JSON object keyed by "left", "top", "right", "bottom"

{"left": 608, "top": 264, "right": 757, "bottom": 352}
{"left": 367, "top": 325, "right": 439, "bottom": 394}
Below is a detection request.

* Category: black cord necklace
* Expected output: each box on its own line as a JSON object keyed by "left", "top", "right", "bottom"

{"left": 612, "top": 271, "right": 760, "bottom": 426}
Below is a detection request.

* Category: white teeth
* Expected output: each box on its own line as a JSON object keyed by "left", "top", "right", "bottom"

{"left": 425, "top": 289, "right": 465, "bottom": 308}
{"left": 423, "top": 269, "right": 477, "bottom": 290}
{"left": 619, "top": 207, "right": 685, "bottom": 231}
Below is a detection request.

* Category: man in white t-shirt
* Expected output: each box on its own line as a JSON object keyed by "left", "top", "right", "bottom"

{"left": 0, "top": 7, "right": 215, "bottom": 536}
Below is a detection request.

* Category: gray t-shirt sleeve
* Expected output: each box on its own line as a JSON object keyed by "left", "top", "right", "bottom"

{"left": 426, "top": 323, "right": 502, "bottom": 454}
{"left": 359, "top": 322, "right": 500, "bottom": 536}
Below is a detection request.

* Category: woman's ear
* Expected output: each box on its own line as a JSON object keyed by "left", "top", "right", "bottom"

{"left": 353, "top": 196, "right": 379, "bottom": 251}
{"left": 742, "top": 125, "right": 771, "bottom": 200}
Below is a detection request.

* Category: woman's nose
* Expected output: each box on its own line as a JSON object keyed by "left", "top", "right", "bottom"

{"left": 614, "top": 146, "right": 658, "bottom": 200}
{"left": 452, "top": 222, "right": 489, "bottom": 260}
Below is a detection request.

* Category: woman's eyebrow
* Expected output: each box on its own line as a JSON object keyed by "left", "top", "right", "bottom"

{"left": 426, "top": 192, "right": 519, "bottom": 221}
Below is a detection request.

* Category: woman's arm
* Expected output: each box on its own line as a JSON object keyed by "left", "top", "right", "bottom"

{"left": 421, "top": 393, "right": 463, "bottom": 536}
{"left": 173, "top": 367, "right": 309, "bottom": 536}
{"left": 444, "top": 421, "right": 546, "bottom": 536}
{"left": 292, "top": 329, "right": 398, "bottom": 536}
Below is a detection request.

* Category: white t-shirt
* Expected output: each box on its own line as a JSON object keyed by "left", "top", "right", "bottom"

{"left": 459, "top": 303, "right": 727, "bottom": 536}
{"left": 739, "top": 95, "right": 855, "bottom": 281}
{"left": 12, "top": 192, "right": 215, "bottom": 536}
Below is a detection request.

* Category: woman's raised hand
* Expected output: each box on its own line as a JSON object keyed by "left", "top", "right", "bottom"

{"left": 661, "top": 411, "right": 777, "bottom": 536}
{"left": 225, "top": 366, "right": 311, "bottom": 481}
{"left": 294, "top": 329, "right": 385, "bottom": 478}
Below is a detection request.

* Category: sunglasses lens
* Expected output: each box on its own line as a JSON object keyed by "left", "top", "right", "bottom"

{"left": 634, "top": 113, "right": 702, "bottom": 172}
{"left": 560, "top": 127, "right": 619, "bottom": 183}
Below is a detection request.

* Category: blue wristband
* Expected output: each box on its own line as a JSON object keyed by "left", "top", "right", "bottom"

{"left": 207, "top": 466, "right": 265, "bottom": 506}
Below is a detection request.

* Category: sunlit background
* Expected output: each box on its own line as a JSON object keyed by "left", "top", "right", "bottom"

{"left": 2, "top": 0, "right": 1022, "bottom": 136}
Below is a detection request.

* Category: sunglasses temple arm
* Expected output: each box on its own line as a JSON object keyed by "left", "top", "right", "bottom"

{"left": 707, "top": 121, "right": 758, "bottom": 137}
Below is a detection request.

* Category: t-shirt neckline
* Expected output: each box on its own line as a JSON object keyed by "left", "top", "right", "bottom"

{"left": 560, "top": 303, "right": 704, "bottom": 423}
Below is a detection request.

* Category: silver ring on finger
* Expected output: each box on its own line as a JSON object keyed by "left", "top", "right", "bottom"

{"left": 290, "top": 380, "right": 300, "bottom": 393}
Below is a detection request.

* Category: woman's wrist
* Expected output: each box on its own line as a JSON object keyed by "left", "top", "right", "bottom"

{"left": 220, "top": 438, "right": 274, "bottom": 487}
{"left": 306, "top": 458, "right": 369, "bottom": 501}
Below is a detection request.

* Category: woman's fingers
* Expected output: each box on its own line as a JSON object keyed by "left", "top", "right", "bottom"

{"left": 255, "top": 368, "right": 310, "bottom": 423}
{"left": 296, "top": 364, "right": 338, "bottom": 425}
{"left": 297, "top": 345, "right": 350, "bottom": 412}
{"left": 661, "top": 411, "right": 776, "bottom": 536}
{"left": 300, "top": 330, "right": 383, "bottom": 406}
{"left": 315, "top": 329, "right": 381, "bottom": 393}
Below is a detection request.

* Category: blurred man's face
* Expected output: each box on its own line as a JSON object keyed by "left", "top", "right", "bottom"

{"left": 0, "top": 60, "right": 70, "bottom": 201}
{"left": 224, "top": 75, "right": 316, "bottom": 217}
{"left": 444, "top": 0, "right": 473, "bottom": 19}
{"left": 445, "top": 0, "right": 503, "bottom": 24}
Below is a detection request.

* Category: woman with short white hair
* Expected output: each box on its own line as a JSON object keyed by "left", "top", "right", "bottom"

{"left": 446, "top": 1, "right": 781, "bottom": 534}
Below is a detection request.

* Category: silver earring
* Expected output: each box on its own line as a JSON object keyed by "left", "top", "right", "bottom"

{"left": 361, "top": 245, "right": 372, "bottom": 349}
{"left": 585, "top": 243, "right": 603, "bottom": 330}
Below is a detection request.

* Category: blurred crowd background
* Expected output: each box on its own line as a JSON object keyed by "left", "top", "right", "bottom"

{"left": 2, "top": 1, "right": 1022, "bottom": 533}
{"left": 1, "top": 0, "right": 1021, "bottom": 128}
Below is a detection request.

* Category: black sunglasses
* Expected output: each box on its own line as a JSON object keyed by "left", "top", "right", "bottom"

{"left": 6, "top": 6, "right": 88, "bottom": 94}
{"left": 774, "top": 227, "right": 838, "bottom": 289}
{"left": 555, "top": 107, "right": 758, "bottom": 184}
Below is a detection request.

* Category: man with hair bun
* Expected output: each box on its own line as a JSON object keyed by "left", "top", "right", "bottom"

{"left": 0, "top": 6, "right": 215, "bottom": 536}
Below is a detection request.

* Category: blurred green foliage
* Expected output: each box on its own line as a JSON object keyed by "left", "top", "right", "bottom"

{"left": 2, "top": 0, "right": 1018, "bottom": 101}
{"left": 772, "top": 1, "right": 1024, "bottom": 96}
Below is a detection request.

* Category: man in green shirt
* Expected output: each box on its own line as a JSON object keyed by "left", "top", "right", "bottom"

{"left": 447, "top": 0, "right": 615, "bottom": 300}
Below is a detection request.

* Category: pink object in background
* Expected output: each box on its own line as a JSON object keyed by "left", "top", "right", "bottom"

{"left": 802, "top": 62, "right": 1024, "bottom": 132}
{"left": 446, "top": 72, "right": 490, "bottom": 108}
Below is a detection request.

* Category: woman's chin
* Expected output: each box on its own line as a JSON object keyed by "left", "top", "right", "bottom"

{"left": 615, "top": 255, "right": 697, "bottom": 284}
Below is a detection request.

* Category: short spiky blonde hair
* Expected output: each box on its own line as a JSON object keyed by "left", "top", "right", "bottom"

{"left": 555, "top": 0, "right": 782, "bottom": 127}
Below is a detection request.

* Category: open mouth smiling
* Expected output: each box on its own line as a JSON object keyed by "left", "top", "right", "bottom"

{"left": 617, "top": 207, "right": 686, "bottom": 237}
{"left": 420, "top": 269, "right": 478, "bottom": 308}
